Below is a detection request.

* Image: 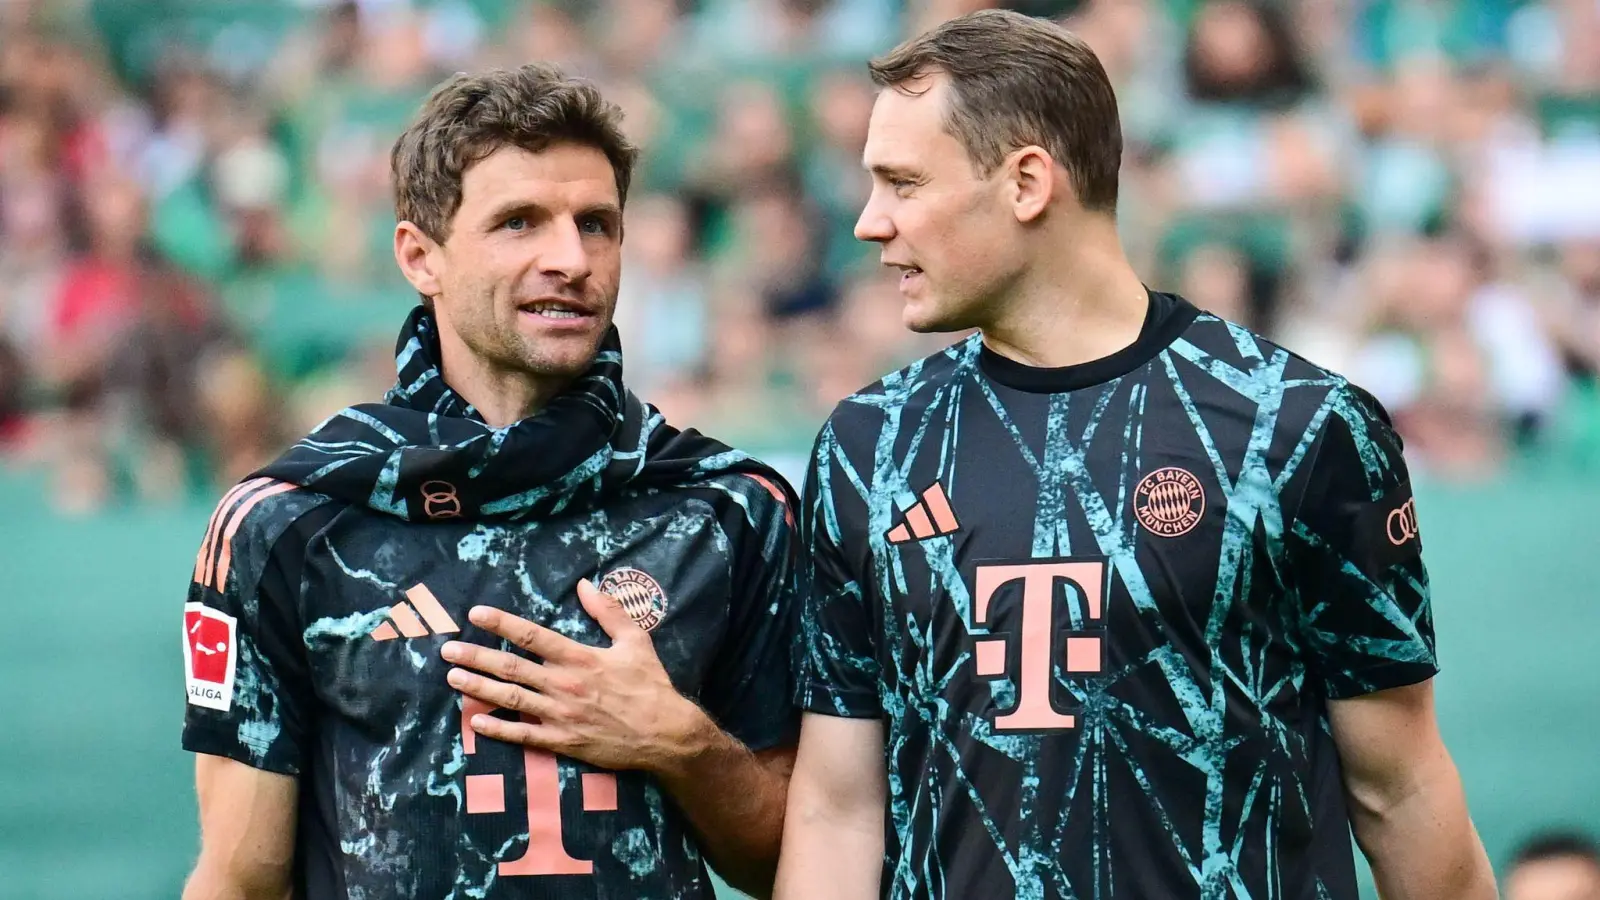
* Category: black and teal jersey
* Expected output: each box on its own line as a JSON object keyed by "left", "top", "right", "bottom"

{"left": 181, "top": 308, "right": 800, "bottom": 899}
{"left": 795, "top": 290, "right": 1438, "bottom": 900}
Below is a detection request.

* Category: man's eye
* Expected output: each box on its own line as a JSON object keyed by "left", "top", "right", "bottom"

{"left": 580, "top": 217, "right": 612, "bottom": 236}
{"left": 503, "top": 216, "right": 527, "bottom": 231}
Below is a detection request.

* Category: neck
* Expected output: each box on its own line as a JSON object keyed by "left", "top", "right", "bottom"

{"left": 979, "top": 214, "right": 1150, "bottom": 369}
{"left": 436, "top": 327, "right": 568, "bottom": 429}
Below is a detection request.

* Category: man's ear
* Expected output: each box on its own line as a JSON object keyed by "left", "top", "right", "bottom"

{"left": 394, "top": 221, "right": 444, "bottom": 298}
{"left": 1007, "top": 146, "right": 1057, "bottom": 224}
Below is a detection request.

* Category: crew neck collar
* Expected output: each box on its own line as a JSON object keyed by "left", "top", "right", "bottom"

{"left": 978, "top": 289, "right": 1200, "bottom": 394}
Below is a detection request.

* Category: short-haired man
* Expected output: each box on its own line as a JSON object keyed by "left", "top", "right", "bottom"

{"left": 1505, "top": 832, "right": 1600, "bottom": 900}
{"left": 180, "top": 65, "right": 798, "bottom": 900}
{"left": 776, "top": 11, "right": 1495, "bottom": 900}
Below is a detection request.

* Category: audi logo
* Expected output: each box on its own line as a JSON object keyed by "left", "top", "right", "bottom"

{"left": 1386, "top": 498, "right": 1418, "bottom": 546}
{"left": 421, "top": 480, "right": 463, "bottom": 520}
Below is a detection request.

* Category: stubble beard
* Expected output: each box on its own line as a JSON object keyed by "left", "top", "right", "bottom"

{"left": 487, "top": 302, "right": 616, "bottom": 383}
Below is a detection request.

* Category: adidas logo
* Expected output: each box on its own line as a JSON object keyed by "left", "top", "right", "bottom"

{"left": 885, "top": 482, "right": 962, "bottom": 544}
{"left": 370, "top": 585, "right": 460, "bottom": 641}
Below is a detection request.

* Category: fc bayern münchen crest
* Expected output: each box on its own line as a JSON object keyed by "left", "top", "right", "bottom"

{"left": 1133, "top": 466, "right": 1206, "bottom": 538}
{"left": 597, "top": 567, "right": 668, "bottom": 631}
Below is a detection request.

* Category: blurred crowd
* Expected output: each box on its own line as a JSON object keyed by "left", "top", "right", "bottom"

{"left": 1, "top": 0, "right": 1599, "bottom": 514}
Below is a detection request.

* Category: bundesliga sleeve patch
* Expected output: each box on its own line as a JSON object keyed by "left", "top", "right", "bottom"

{"left": 183, "top": 602, "right": 238, "bottom": 710}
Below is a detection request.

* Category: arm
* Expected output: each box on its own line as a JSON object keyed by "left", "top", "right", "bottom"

{"left": 660, "top": 474, "right": 805, "bottom": 897}
{"left": 182, "top": 756, "right": 298, "bottom": 900}
{"left": 774, "top": 714, "right": 886, "bottom": 900}
{"left": 654, "top": 729, "right": 796, "bottom": 898}
{"left": 1286, "top": 386, "right": 1492, "bottom": 899}
{"left": 1327, "top": 682, "right": 1494, "bottom": 900}
{"left": 180, "top": 485, "right": 326, "bottom": 900}
{"left": 776, "top": 420, "right": 888, "bottom": 898}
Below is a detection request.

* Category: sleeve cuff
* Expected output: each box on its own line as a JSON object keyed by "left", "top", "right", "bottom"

{"left": 717, "top": 701, "right": 802, "bottom": 753}
{"left": 182, "top": 723, "right": 302, "bottom": 777}
{"left": 1323, "top": 661, "right": 1440, "bottom": 701}
{"left": 797, "top": 681, "right": 882, "bottom": 718}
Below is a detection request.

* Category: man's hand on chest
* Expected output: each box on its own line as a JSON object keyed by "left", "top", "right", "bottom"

{"left": 440, "top": 578, "right": 719, "bottom": 775}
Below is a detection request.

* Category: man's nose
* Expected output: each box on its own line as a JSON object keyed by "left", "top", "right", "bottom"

{"left": 538, "top": 217, "right": 593, "bottom": 283}
{"left": 854, "top": 190, "right": 895, "bottom": 244}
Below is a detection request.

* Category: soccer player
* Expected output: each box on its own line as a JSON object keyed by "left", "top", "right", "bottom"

{"left": 179, "top": 65, "right": 798, "bottom": 900}
{"left": 774, "top": 11, "right": 1496, "bottom": 900}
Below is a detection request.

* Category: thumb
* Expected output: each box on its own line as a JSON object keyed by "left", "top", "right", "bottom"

{"left": 577, "top": 578, "right": 643, "bottom": 642}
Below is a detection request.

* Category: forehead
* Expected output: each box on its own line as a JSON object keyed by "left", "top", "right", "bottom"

{"left": 862, "top": 74, "right": 968, "bottom": 172}
{"left": 457, "top": 142, "right": 618, "bottom": 210}
{"left": 1509, "top": 856, "right": 1600, "bottom": 888}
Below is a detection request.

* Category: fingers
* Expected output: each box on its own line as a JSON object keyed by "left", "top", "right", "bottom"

{"left": 441, "top": 640, "right": 551, "bottom": 691}
{"left": 447, "top": 667, "right": 560, "bottom": 720}
{"left": 577, "top": 578, "right": 644, "bottom": 642}
{"left": 467, "top": 606, "right": 590, "bottom": 664}
{"left": 466, "top": 711, "right": 570, "bottom": 752}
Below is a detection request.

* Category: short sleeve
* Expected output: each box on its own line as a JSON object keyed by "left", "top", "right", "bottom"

{"left": 181, "top": 480, "right": 332, "bottom": 775}
{"left": 699, "top": 474, "right": 803, "bottom": 752}
{"left": 793, "top": 422, "right": 882, "bottom": 718}
{"left": 1286, "top": 385, "right": 1439, "bottom": 700}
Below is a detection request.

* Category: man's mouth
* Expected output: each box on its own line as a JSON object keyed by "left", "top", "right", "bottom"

{"left": 518, "top": 298, "right": 592, "bottom": 321}
{"left": 888, "top": 263, "right": 924, "bottom": 288}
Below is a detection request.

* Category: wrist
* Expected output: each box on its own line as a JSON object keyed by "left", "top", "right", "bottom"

{"left": 650, "top": 696, "right": 724, "bottom": 782}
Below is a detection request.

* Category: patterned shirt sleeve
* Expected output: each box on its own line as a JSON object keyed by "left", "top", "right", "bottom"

{"left": 794, "top": 421, "right": 882, "bottom": 717}
{"left": 699, "top": 475, "right": 803, "bottom": 752}
{"left": 1286, "top": 384, "right": 1440, "bottom": 700}
{"left": 181, "top": 480, "right": 330, "bottom": 775}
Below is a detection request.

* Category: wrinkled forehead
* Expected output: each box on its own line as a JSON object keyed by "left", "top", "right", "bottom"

{"left": 458, "top": 143, "right": 620, "bottom": 209}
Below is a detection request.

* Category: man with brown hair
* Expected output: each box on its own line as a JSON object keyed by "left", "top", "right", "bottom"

{"left": 776, "top": 10, "right": 1494, "bottom": 900}
{"left": 179, "top": 64, "right": 798, "bottom": 900}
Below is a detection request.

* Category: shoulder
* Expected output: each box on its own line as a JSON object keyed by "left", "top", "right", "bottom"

{"left": 1256, "top": 331, "right": 1402, "bottom": 461}
{"left": 668, "top": 469, "right": 799, "bottom": 590}
{"left": 1171, "top": 309, "right": 1347, "bottom": 392}
{"left": 690, "top": 468, "right": 796, "bottom": 529}
{"left": 1308, "top": 379, "right": 1410, "bottom": 494}
{"left": 815, "top": 334, "right": 981, "bottom": 456}
{"left": 1217, "top": 333, "right": 1413, "bottom": 516}
{"left": 659, "top": 457, "right": 799, "bottom": 558}
{"left": 1178, "top": 309, "right": 1395, "bottom": 435}
{"left": 191, "top": 477, "right": 342, "bottom": 595}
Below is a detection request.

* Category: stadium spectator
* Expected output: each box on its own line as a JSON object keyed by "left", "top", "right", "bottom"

{"left": 0, "top": 0, "right": 1597, "bottom": 511}
{"left": 1504, "top": 832, "right": 1600, "bottom": 900}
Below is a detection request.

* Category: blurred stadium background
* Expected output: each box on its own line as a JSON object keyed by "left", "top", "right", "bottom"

{"left": 0, "top": 0, "right": 1597, "bottom": 897}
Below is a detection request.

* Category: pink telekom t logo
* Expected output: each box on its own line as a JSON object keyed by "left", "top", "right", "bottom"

{"left": 461, "top": 698, "right": 619, "bottom": 876}
{"left": 971, "top": 561, "right": 1108, "bottom": 732}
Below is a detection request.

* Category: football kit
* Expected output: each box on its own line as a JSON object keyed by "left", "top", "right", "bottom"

{"left": 796, "top": 290, "right": 1438, "bottom": 899}
{"left": 182, "top": 308, "right": 799, "bottom": 899}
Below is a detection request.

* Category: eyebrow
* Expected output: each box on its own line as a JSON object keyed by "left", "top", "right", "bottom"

{"left": 479, "top": 200, "right": 622, "bottom": 228}
{"left": 580, "top": 203, "right": 624, "bottom": 222}
{"left": 866, "top": 162, "right": 920, "bottom": 180}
